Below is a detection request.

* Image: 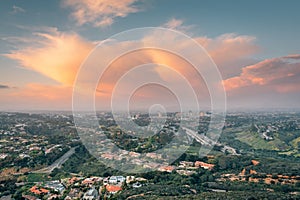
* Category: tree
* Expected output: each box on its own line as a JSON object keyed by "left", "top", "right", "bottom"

{"left": 122, "top": 181, "right": 128, "bottom": 190}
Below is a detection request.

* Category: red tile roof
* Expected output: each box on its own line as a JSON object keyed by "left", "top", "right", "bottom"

{"left": 29, "top": 185, "right": 49, "bottom": 195}
{"left": 195, "top": 161, "right": 215, "bottom": 169}
{"left": 106, "top": 185, "right": 122, "bottom": 193}
{"left": 251, "top": 160, "right": 260, "bottom": 166}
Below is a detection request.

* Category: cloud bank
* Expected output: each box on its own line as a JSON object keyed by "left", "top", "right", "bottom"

{"left": 4, "top": 19, "right": 299, "bottom": 110}
{"left": 2, "top": 22, "right": 261, "bottom": 110}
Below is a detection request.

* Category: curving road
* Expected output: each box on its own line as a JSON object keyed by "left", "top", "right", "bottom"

{"left": 32, "top": 146, "right": 78, "bottom": 173}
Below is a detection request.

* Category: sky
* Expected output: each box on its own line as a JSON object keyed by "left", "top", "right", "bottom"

{"left": 0, "top": 0, "right": 300, "bottom": 111}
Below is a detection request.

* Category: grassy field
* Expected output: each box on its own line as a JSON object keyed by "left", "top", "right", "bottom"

{"left": 278, "top": 136, "right": 300, "bottom": 157}
{"left": 291, "top": 136, "right": 300, "bottom": 149}
{"left": 27, "top": 173, "right": 50, "bottom": 182}
{"left": 235, "top": 131, "right": 288, "bottom": 151}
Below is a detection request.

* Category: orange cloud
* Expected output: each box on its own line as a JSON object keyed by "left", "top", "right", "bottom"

{"left": 92, "top": 48, "right": 210, "bottom": 110}
{"left": 223, "top": 55, "right": 300, "bottom": 92}
{"left": 62, "top": 0, "right": 142, "bottom": 27}
{"left": 3, "top": 23, "right": 259, "bottom": 110}
{"left": 4, "top": 24, "right": 258, "bottom": 90}
{"left": 4, "top": 29, "right": 94, "bottom": 86}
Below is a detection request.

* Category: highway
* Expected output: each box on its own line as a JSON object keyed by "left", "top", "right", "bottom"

{"left": 182, "top": 127, "right": 215, "bottom": 146}
{"left": 182, "top": 127, "right": 239, "bottom": 155}
{"left": 32, "top": 146, "right": 78, "bottom": 173}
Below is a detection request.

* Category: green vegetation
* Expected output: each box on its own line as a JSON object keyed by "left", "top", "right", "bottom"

{"left": 122, "top": 191, "right": 300, "bottom": 200}
{"left": 236, "top": 131, "right": 288, "bottom": 151}
{"left": 27, "top": 173, "right": 50, "bottom": 182}
{"left": 1, "top": 112, "right": 300, "bottom": 199}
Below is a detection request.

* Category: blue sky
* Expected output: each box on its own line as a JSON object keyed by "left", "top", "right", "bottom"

{"left": 1, "top": 0, "right": 299, "bottom": 56}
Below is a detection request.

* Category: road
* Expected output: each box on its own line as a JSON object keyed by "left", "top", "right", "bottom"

{"left": 32, "top": 146, "right": 78, "bottom": 173}
{"left": 182, "top": 127, "right": 239, "bottom": 155}
{"left": 183, "top": 127, "right": 212, "bottom": 146}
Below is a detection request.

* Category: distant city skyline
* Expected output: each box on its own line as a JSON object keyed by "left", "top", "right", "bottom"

{"left": 0, "top": 0, "right": 300, "bottom": 111}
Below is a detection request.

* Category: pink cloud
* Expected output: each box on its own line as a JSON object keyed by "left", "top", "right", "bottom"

{"left": 4, "top": 29, "right": 94, "bottom": 86}
{"left": 2, "top": 22, "right": 261, "bottom": 110}
{"left": 223, "top": 55, "right": 300, "bottom": 92}
{"left": 62, "top": 0, "right": 142, "bottom": 27}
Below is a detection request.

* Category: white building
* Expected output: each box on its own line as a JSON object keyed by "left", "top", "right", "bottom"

{"left": 109, "top": 176, "right": 125, "bottom": 185}
{"left": 83, "top": 188, "right": 99, "bottom": 200}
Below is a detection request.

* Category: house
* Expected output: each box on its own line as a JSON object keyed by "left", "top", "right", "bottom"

{"left": 108, "top": 176, "right": 117, "bottom": 184}
{"left": 45, "top": 144, "right": 61, "bottom": 154}
{"left": 19, "top": 153, "right": 30, "bottom": 159}
{"left": 109, "top": 176, "right": 125, "bottom": 185}
{"left": 179, "top": 161, "right": 194, "bottom": 168}
{"left": 44, "top": 181, "right": 65, "bottom": 193}
{"left": 129, "top": 151, "right": 140, "bottom": 157}
{"left": 126, "top": 176, "right": 135, "bottom": 184}
{"left": 239, "top": 168, "right": 246, "bottom": 176}
{"left": 251, "top": 160, "right": 260, "bottom": 166}
{"left": 158, "top": 165, "right": 175, "bottom": 173}
{"left": 105, "top": 185, "right": 122, "bottom": 194}
{"left": 176, "top": 169, "right": 196, "bottom": 176}
{"left": 29, "top": 186, "right": 49, "bottom": 195}
{"left": 82, "top": 178, "right": 95, "bottom": 186}
{"left": 195, "top": 161, "right": 215, "bottom": 170}
{"left": 145, "top": 152, "right": 162, "bottom": 159}
{"left": 29, "top": 146, "right": 41, "bottom": 151}
{"left": 83, "top": 187, "right": 99, "bottom": 200}
{"left": 0, "top": 153, "right": 8, "bottom": 159}
{"left": 65, "top": 188, "right": 81, "bottom": 200}
{"left": 68, "top": 177, "right": 80, "bottom": 185}
{"left": 101, "top": 153, "right": 114, "bottom": 160}
{"left": 131, "top": 158, "right": 144, "bottom": 165}
{"left": 40, "top": 188, "right": 50, "bottom": 193}
{"left": 116, "top": 176, "right": 125, "bottom": 184}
